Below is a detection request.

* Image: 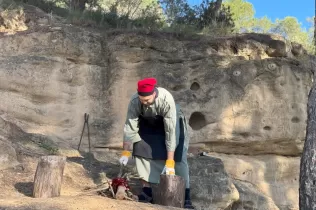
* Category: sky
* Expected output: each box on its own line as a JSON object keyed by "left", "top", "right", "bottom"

{"left": 187, "top": 0, "right": 314, "bottom": 29}
{"left": 248, "top": 0, "right": 314, "bottom": 29}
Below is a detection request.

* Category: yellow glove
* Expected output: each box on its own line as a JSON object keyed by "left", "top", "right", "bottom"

{"left": 162, "top": 159, "right": 175, "bottom": 175}
{"left": 119, "top": 150, "right": 131, "bottom": 165}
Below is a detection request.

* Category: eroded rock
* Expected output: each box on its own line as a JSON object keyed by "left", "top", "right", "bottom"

{"left": 209, "top": 153, "right": 299, "bottom": 210}
{"left": 0, "top": 28, "right": 313, "bottom": 156}
{"left": 188, "top": 156, "right": 239, "bottom": 210}
{"left": 0, "top": 139, "right": 19, "bottom": 170}
{"left": 231, "top": 180, "right": 279, "bottom": 210}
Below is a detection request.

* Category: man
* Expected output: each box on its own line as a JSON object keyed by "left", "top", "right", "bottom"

{"left": 119, "top": 77, "right": 194, "bottom": 209}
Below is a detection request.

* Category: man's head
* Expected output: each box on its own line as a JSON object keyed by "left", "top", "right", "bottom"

{"left": 137, "top": 77, "right": 157, "bottom": 106}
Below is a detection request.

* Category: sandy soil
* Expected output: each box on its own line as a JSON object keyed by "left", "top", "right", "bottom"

{"left": 0, "top": 148, "right": 176, "bottom": 210}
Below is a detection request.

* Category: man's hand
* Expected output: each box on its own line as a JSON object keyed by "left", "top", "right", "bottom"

{"left": 119, "top": 150, "right": 131, "bottom": 166}
{"left": 162, "top": 159, "right": 175, "bottom": 175}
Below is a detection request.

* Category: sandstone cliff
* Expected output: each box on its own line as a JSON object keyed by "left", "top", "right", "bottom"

{"left": 1, "top": 27, "right": 313, "bottom": 156}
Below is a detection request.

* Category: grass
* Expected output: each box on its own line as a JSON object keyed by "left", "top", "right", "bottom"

{"left": 0, "top": 0, "right": 233, "bottom": 37}
{"left": 30, "top": 134, "right": 60, "bottom": 155}
{"left": 0, "top": 0, "right": 28, "bottom": 32}
{"left": 39, "top": 141, "right": 59, "bottom": 155}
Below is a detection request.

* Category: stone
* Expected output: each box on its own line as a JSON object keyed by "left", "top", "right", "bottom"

{"left": 0, "top": 139, "right": 19, "bottom": 170}
{"left": 231, "top": 180, "right": 279, "bottom": 210}
{"left": 291, "top": 42, "right": 307, "bottom": 56}
{"left": 209, "top": 153, "right": 299, "bottom": 210}
{"left": 188, "top": 155, "right": 239, "bottom": 210}
{"left": 0, "top": 28, "right": 313, "bottom": 156}
{"left": 266, "top": 40, "right": 289, "bottom": 57}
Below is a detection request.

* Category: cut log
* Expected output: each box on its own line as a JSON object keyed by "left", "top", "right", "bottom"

{"left": 115, "top": 185, "right": 127, "bottom": 200}
{"left": 33, "top": 155, "right": 67, "bottom": 198}
{"left": 152, "top": 175, "right": 186, "bottom": 208}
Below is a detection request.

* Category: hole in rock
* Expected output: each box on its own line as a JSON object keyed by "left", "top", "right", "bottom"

{"left": 268, "top": 63, "right": 277, "bottom": 70}
{"left": 263, "top": 126, "right": 271, "bottom": 131}
{"left": 230, "top": 45, "right": 238, "bottom": 54}
{"left": 189, "top": 112, "right": 207, "bottom": 130}
{"left": 192, "top": 94, "right": 197, "bottom": 99}
{"left": 233, "top": 70, "right": 241, "bottom": 76}
{"left": 240, "top": 132, "right": 250, "bottom": 138}
{"left": 190, "top": 82, "right": 200, "bottom": 91}
{"left": 245, "top": 201, "right": 254, "bottom": 206}
{"left": 172, "top": 85, "right": 185, "bottom": 91}
{"left": 291, "top": 117, "right": 300, "bottom": 123}
{"left": 66, "top": 57, "right": 77, "bottom": 63}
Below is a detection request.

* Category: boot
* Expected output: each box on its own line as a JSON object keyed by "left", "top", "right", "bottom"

{"left": 184, "top": 188, "right": 195, "bottom": 209}
{"left": 137, "top": 187, "right": 153, "bottom": 203}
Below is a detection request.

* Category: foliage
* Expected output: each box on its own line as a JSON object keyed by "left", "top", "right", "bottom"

{"left": 9, "top": 0, "right": 235, "bottom": 35}
{"left": 0, "top": 0, "right": 17, "bottom": 8}
{"left": 0, "top": 0, "right": 28, "bottom": 32}
{"left": 223, "top": 0, "right": 314, "bottom": 54}
{"left": 159, "top": 0, "right": 235, "bottom": 34}
{"left": 2, "top": 0, "right": 314, "bottom": 54}
{"left": 271, "top": 16, "right": 314, "bottom": 53}
{"left": 14, "top": 0, "right": 69, "bottom": 16}
{"left": 252, "top": 16, "right": 273, "bottom": 33}
{"left": 223, "top": 0, "right": 254, "bottom": 32}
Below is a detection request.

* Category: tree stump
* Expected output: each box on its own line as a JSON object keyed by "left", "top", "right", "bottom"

{"left": 33, "top": 155, "right": 67, "bottom": 198}
{"left": 152, "top": 175, "right": 185, "bottom": 208}
{"left": 115, "top": 185, "right": 127, "bottom": 200}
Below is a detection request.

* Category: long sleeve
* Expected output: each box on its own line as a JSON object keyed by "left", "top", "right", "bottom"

{"left": 123, "top": 100, "right": 142, "bottom": 144}
{"left": 162, "top": 94, "right": 177, "bottom": 152}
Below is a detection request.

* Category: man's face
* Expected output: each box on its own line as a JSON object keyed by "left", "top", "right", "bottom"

{"left": 138, "top": 92, "right": 156, "bottom": 106}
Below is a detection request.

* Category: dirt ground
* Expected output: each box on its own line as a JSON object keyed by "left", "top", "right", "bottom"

{"left": 0, "top": 147, "right": 177, "bottom": 210}
{"left": 0, "top": 195, "right": 175, "bottom": 210}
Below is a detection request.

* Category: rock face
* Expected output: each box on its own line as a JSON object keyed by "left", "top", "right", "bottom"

{"left": 0, "top": 26, "right": 106, "bottom": 151}
{"left": 188, "top": 156, "right": 239, "bottom": 210}
{"left": 210, "top": 153, "right": 299, "bottom": 210}
{"left": 0, "top": 139, "right": 19, "bottom": 170}
{"left": 0, "top": 6, "right": 315, "bottom": 210}
{"left": 0, "top": 115, "right": 63, "bottom": 171}
{"left": 232, "top": 180, "right": 279, "bottom": 210}
{"left": 103, "top": 33, "right": 313, "bottom": 157}
{"left": 0, "top": 28, "right": 313, "bottom": 156}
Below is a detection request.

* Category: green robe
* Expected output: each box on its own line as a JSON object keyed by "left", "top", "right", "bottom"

{"left": 123, "top": 87, "right": 190, "bottom": 188}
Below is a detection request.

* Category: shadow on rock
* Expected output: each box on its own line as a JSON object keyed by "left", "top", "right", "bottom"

{"left": 14, "top": 182, "right": 33, "bottom": 197}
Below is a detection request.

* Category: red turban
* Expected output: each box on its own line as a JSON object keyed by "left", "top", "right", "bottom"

{"left": 137, "top": 77, "right": 157, "bottom": 96}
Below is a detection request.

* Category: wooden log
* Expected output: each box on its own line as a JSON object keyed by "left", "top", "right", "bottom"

{"left": 115, "top": 185, "right": 127, "bottom": 200}
{"left": 152, "top": 174, "right": 186, "bottom": 208}
{"left": 33, "top": 155, "right": 67, "bottom": 198}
